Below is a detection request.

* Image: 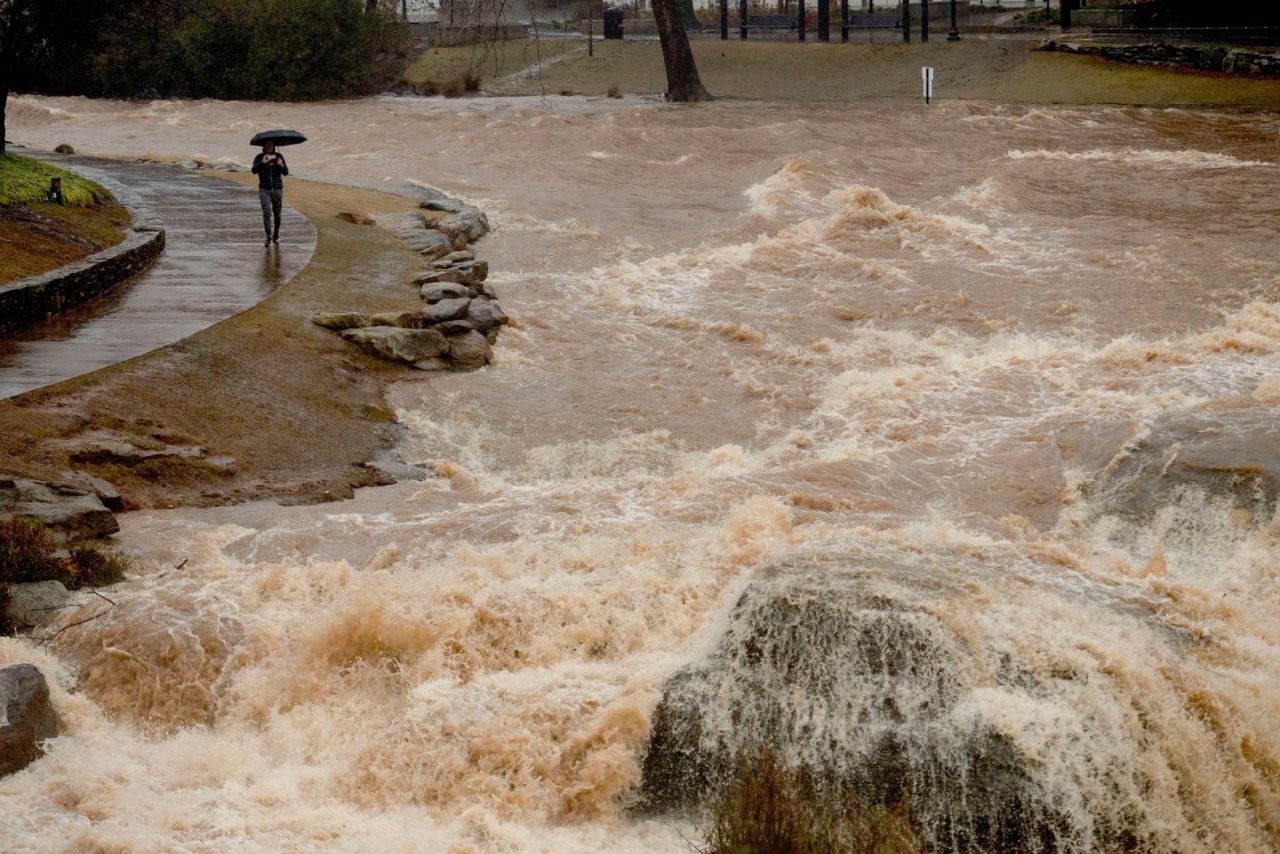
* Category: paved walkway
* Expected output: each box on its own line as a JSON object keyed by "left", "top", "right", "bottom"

{"left": 0, "top": 155, "right": 315, "bottom": 399}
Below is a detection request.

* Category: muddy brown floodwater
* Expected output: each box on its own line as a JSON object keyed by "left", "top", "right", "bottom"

{"left": 2, "top": 95, "right": 1279, "bottom": 852}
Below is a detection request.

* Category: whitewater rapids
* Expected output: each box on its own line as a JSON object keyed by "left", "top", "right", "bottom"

{"left": 2, "top": 95, "right": 1279, "bottom": 852}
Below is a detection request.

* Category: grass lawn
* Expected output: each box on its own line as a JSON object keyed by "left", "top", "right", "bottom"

{"left": 404, "top": 38, "right": 583, "bottom": 93}
{"left": 479, "top": 37, "right": 1280, "bottom": 106}
{"left": 0, "top": 153, "right": 131, "bottom": 285}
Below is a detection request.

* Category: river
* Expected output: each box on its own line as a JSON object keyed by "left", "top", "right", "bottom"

{"left": 2, "top": 94, "right": 1279, "bottom": 851}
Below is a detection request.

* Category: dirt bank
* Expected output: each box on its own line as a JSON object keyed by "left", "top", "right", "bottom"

{"left": 0, "top": 171, "right": 428, "bottom": 509}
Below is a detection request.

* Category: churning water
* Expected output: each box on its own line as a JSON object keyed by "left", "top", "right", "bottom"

{"left": 2, "top": 95, "right": 1279, "bottom": 851}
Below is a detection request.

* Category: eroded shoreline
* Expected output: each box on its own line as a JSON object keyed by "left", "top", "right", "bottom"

{"left": 0, "top": 167, "right": 441, "bottom": 509}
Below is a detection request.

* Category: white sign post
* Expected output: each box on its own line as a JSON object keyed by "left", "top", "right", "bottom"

{"left": 922, "top": 66, "right": 935, "bottom": 105}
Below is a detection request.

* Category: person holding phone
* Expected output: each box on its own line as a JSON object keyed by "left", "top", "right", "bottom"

{"left": 251, "top": 141, "right": 289, "bottom": 247}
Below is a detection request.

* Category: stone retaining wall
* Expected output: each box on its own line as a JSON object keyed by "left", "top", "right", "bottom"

{"left": 0, "top": 175, "right": 165, "bottom": 336}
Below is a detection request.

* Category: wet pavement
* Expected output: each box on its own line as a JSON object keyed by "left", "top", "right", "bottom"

{"left": 0, "top": 155, "right": 315, "bottom": 399}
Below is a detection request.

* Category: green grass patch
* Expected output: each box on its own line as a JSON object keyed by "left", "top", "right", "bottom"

{"left": 0, "top": 152, "right": 116, "bottom": 207}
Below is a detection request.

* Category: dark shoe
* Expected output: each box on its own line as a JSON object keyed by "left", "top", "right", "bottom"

{"left": 264, "top": 236, "right": 272, "bottom": 247}
{"left": 272, "top": 234, "right": 280, "bottom": 244}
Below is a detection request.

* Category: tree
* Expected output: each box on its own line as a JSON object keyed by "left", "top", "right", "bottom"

{"left": 650, "top": 0, "right": 712, "bottom": 101}
{"left": 1, "top": 0, "right": 115, "bottom": 153}
{"left": 0, "top": 0, "right": 43, "bottom": 154}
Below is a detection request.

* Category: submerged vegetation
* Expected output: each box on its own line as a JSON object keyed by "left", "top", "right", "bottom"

{"left": 0, "top": 519, "right": 131, "bottom": 636}
{"left": 702, "top": 751, "right": 918, "bottom": 854}
{"left": 13, "top": 0, "right": 409, "bottom": 102}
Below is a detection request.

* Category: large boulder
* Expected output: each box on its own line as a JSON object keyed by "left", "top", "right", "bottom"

{"left": 427, "top": 207, "right": 490, "bottom": 248}
{"left": 312, "top": 311, "right": 426, "bottom": 331}
{"left": 414, "top": 230, "right": 455, "bottom": 260}
{"left": 430, "top": 250, "right": 475, "bottom": 269}
{"left": 421, "top": 297, "right": 472, "bottom": 325}
{"left": 445, "top": 330, "right": 492, "bottom": 370}
{"left": 421, "top": 283, "right": 475, "bottom": 304}
{"left": 0, "top": 478, "right": 118, "bottom": 540}
{"left": 420, "top": 198, "right": 467, "bottom": 215}
{"left": 311, "top": 312, "right": 378, "bottom": 330}
{"left": 59, "top": 471, "right": 122, "bottom": 512}
{"left": 341, "top": 326, "right": 450, "bottom": 365}
{"left": 635, "top": 547, "right": 1231, "bottom": 852}
{"left": 413, "top": 261, "right": 488, "bottom": 288}
{"left": 466, "top": 298, "right": 509, "bottom": 334}
{"left": 4, "top": 581, "right": 71, "bottom": 631}
{"left": 434, "top": 320, "right": 475, "bottom": 337}
{"left": 373, "top": 212, "right": 455, "bottom": 259}
{"left": 0, "top": 664, "right": 59, "bottom": 777}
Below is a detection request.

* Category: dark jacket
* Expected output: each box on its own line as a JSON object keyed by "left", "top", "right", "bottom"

{"left": 251, "top": 152, "right": 289, "bottom": 190}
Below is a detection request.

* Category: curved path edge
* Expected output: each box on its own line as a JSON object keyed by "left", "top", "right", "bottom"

{"left": 0, "top": 173, "right": 166, "bottom": 336}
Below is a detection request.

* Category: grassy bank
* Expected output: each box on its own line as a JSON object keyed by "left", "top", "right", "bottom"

{"left": 449, "top": 37, "right": 1280, "bottom": 105}
{"left": 0, "top": 153, "right": 130, "bottom": 284}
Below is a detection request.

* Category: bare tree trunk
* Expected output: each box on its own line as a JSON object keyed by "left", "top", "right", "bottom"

{"left": 651, "top": 0, "right": 712, "bottom": 101}
{"left": 678, "top": 0, "right": 699, "bottom": 28}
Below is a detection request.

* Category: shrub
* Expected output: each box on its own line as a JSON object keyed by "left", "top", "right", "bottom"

{"left": 0, "top": 518, "right": 133, "bottom": 636}
{"left": 0, "top": 519, "right": 62, "bottom": 584}
{"left": 463, "top": 70, "right": 482, "bottom": 93}
{"left": 608, "top": 83, "right": 623, "bottom": 98}
{"left": 704, "top": 750, "right": 918, "bottom": 854}
{"left": 1015, "top": 7, "right": 1057, "bottom": 24}
{"left": 61, "top": 546, "right": 130, "bottom": 590}
{"left": 441, "top": 76, "right": 466, "bottom": 98}
{"left": 22, "top": 0, "right": 410, "bottom": 102}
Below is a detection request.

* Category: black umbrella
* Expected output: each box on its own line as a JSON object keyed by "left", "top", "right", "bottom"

{"left": 250, "top": 129, "right": 307, "bottom": 147}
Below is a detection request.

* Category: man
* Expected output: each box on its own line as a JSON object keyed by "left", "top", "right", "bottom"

{"left": 251, "top": 141, "right": 289, "bottom": 247}
{"left": 45, "top": 177, "right": 64, "bottom": 205}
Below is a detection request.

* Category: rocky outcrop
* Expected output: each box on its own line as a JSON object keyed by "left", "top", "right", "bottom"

{"left": 61, "top": 438, "right": 236, "bottom": 476}
{"left": 636, "top": 548, "right": 1186, "bottom": 852}
{"left": 466, "top": 298, "right": 508, "bottom": 334}
{"left": 413, "top": 260, "right": 488, "bottom": 287}
{"left": 317, "top": 189, "right": 509, "bottom": 371}
{"left": 59, "top": 471, "right": 123, "bottom": 512}
{"left": 417, "top": 186, "right": 491, "bottom": 247}
{"left": 1042, "top": 40, "right": 1280, "bottom": 77}
{"left": 443, "top": 329, "right": 492, "bottom": 370}
{"left": 0, "top": 664, "right": 60, "bottom": 777}
{"left": 341, "top": 327, "right": 451, "bottom": 368}
{"left": 0, "top": 478, "right": 119, "bottom": 540}
{"left": 4, "top": 581, "right": 71, "bottom": 631}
